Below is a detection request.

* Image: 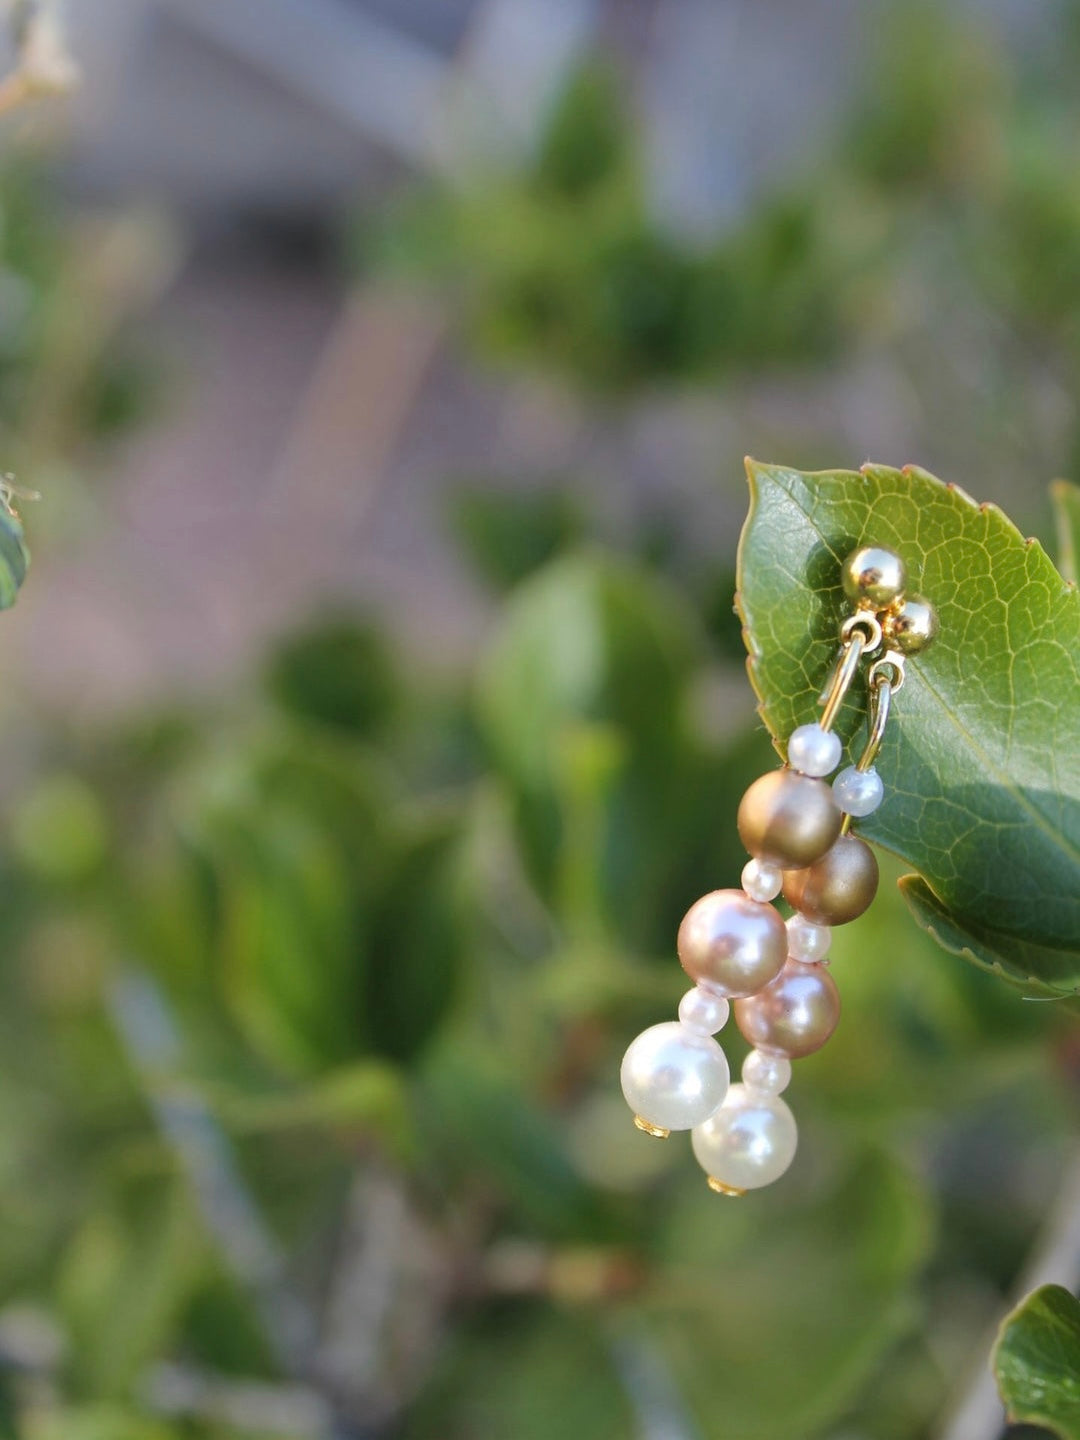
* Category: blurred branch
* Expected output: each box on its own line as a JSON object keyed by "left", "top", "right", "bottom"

{"left": 937, "top": 1146, "right": 1080, "bottom": 1440}
{"left": 146, "top": 1363, "right": 335, "bottom": 1439}
{"left": 0, "top": 0, "right": 77, "bottom": 115}
{"left": 108, "top": 968, "right": 320, "bottom": 1376}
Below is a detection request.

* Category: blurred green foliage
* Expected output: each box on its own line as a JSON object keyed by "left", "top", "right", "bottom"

{"left": 0, "top": 523, "right": 1071, "bottom": 1437}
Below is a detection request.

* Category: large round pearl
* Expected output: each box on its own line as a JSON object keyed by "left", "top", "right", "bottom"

{"left": 833, "top": 765, "right": 884, "bottom": 817}
{"left": 677, "top": 889, "right": 787, "bottom": 998}
{"left": 737, "top": 770, "right": 842, "bottom": 870}
{"left": 678, "top": 986, "right": 730, "bottom": 1035}
{"left": 620, "top": 1022, "right": 730, "bottom": 1134}
{"left": 734, "top": 958, "right": 841, "bottom": 1059}
{"left": 787, "top": 723, "right": 842, "bottom": 778}
{"left": 691, "top": 1084, "right": 798, "bottom": 1192}
{"left": 783, "top": 833, "right": 879, "bottom": 926}
{"left": 842, "top": 546, "right": 906, "bottom": 609}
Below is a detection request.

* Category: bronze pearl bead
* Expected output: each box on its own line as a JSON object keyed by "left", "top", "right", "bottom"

{"left": 677, "top": 888, "right": 788, "bottom": 999}
{"left": 737, "top": 770, "right": 842, "bottom": 870}
{"left": 734, "top": 958, "right": 841, "bottom": 1059}
{"left": 782, "top": 833, "right": 879, "bottom": 926}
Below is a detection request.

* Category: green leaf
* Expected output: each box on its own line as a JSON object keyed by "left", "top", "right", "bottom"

{"left": 900, "top": 873, "right": 1080, "bottom": 997}
{"left": 738, "top": 460, "right": 1080, "bottom": 991}
{"left": 994, "top": 1283, "right": 1080, "bottom": 1437}
{"left": 0, "top": 505, "right": 29, "bottom": 611}
{"left": 1052, "top": 479, "right": 1080, "bottom": 586}
{"left": 57, "top": 1171, "right": 203, "bottom": 1396}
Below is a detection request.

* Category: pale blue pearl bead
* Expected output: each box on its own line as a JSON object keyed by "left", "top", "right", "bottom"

{"left": 620, "top": 1021, "right": 730, "bottom": 1133}
{"left": 832, "top": 764, "right": 884, "bottom": 817}
{"left": 787, "top": 723, "right": 842, "bottom": 778}
{"left": 678, "top": 986, "right": 730, "bottom": 1035}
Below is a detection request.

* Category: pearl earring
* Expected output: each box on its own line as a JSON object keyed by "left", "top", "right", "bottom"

{"left": 619, "top": 545, "right": 937, "bottom": 1195}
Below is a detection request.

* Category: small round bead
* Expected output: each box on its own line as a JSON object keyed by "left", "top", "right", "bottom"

{"left": 832, "top": 765, "right": 884, "bottom": 817}
{"left": 787, "top": 723, "right": 842, "bottom": 778}
{"left": 741, "top": 858, "right": 782, "bottom": 903}
{"left": 677, "top": 889, "right": 788, "bottom": 998}
{"left": 884, "top": 594, "right": 938, "bottom": 655}
{"left": 786, "top": 913, "right": 832, "bottom": 962}
{"left": 620, "top": 1021, "right": 730, "bottom": 1133}
{"left": 678, "top": 986, "right": 730, "bottom": 1035}
{"left": 783, "top": 833, "right": 879, "bottom": 927}
{"left": 737, "top": 770, "right": 842, "bottom": 870}
{"left": 842, "top": 546, "right": 906, "bottom": 609}
{"left": 692, "top": 1084, "right": 798, "bottom": 1192}
{"left": 734, "top": 958, "right": 841, "bottom": 1059}
{"left": 742, "top": 1049, "right": 792, "bottom": 1095}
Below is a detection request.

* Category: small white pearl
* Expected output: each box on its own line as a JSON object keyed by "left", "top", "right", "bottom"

{"left": 620, "top": 1021, "right": 730, "bottom": 1133}
{"left": 741, "top": 858, "right": 782, "bottom": 903}
{"left": 832, "top": 765, "right": 884, "bottom": 817}
{"left": 678, "top": 986, "right": 730, "bottom": 1035}
{"left": 787, "top": 913, "right": 831, "bottom": 962}
{"left": 787, "top": 723, "right": 842, "bottom": 778}
{"left": 692, "top": 1084, "right": 798, "bottom": 1191}
{"left": 742, "top": 1049, "right": 792, "bottom": 1095}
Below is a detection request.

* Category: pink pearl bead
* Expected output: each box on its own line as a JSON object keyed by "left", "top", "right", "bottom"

{"left": 733, "top": 958, "right": 841, "bottom": 1059}
{"left": 677, "top": 889, "right": 788, "bottom": 999}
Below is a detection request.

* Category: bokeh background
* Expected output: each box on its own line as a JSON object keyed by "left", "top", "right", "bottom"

{"left": 0, "top": 2, "right": 1075, "bottom": 1437}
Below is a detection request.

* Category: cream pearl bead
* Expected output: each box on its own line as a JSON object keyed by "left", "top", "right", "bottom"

{"left": 678, "top": 986, "right": 730, "bottom": 1035}
{"left": 832, "top": 765, "right": 884, "bottom": 817}
{"left": 691, "top": 1084, "right": 798, "bottom": 1192}
{"left": 787, "top": 723, "right": 842, "bottom": 778}
{"left": 677, "top": 888, "right": 787, "bottom": 998}
{"left": 742, "top": 1049, "right": 792, "bottom": 1096}
{"left": 620, "top": 1021, "right": 730, "bottom": 1135}
{"left": 741, "top": 858, "right": 782, "bottom": 903}
{"left": 786, "top": 913, "right": 831, "bottom": 963}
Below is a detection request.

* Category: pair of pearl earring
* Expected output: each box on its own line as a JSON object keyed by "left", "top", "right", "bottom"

{"left": 620, "top": 546, "right": 937, "bottom": 1196}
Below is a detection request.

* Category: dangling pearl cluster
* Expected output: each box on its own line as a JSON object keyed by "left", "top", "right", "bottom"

{"left": 620, "top": 544, "right": 937, "bottom": 1197}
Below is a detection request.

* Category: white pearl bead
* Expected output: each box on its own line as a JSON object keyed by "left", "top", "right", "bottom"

{"left": 832, "top": 764, "right": 884, "bottom": 817}
{"left": 741, "top": 858, "right": 782, "bottom": 903}
{"left": 691, "top": 1083, "right": 798, "bottom": 1191}
{"left": 678, "top": 986, "right": 730, "bottom": 1035}
{"left": 787, "top": 913, "right": 831, "bottom": 962}
{"left": 620, "top": 1022, "right": 730, "bottom": 1133}
{"left": 787, "top": 723, "right": 842, "bottom": 778}
{"left": 742, "top": 1049, "right": 792, "bottom": 1095}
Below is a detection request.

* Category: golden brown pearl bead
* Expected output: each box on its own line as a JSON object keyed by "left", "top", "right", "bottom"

{"left": 782, "top": 833, "right": 879, "bottom": 926}
{"left": 737, "top": 769, "right": 842, "bottom": 870}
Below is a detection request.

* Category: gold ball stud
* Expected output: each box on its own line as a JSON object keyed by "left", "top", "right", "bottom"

{"left": 737, "top": 770, "right": 843, "bottom": 870}
{"left": 782, "top": 833, "right": 879, "bottom": 926}
{"left": 883, "top": 594, "right": 938, "bottom": 654}
{"left": 842, "top": 546, "right": 906, "bottom": 609}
